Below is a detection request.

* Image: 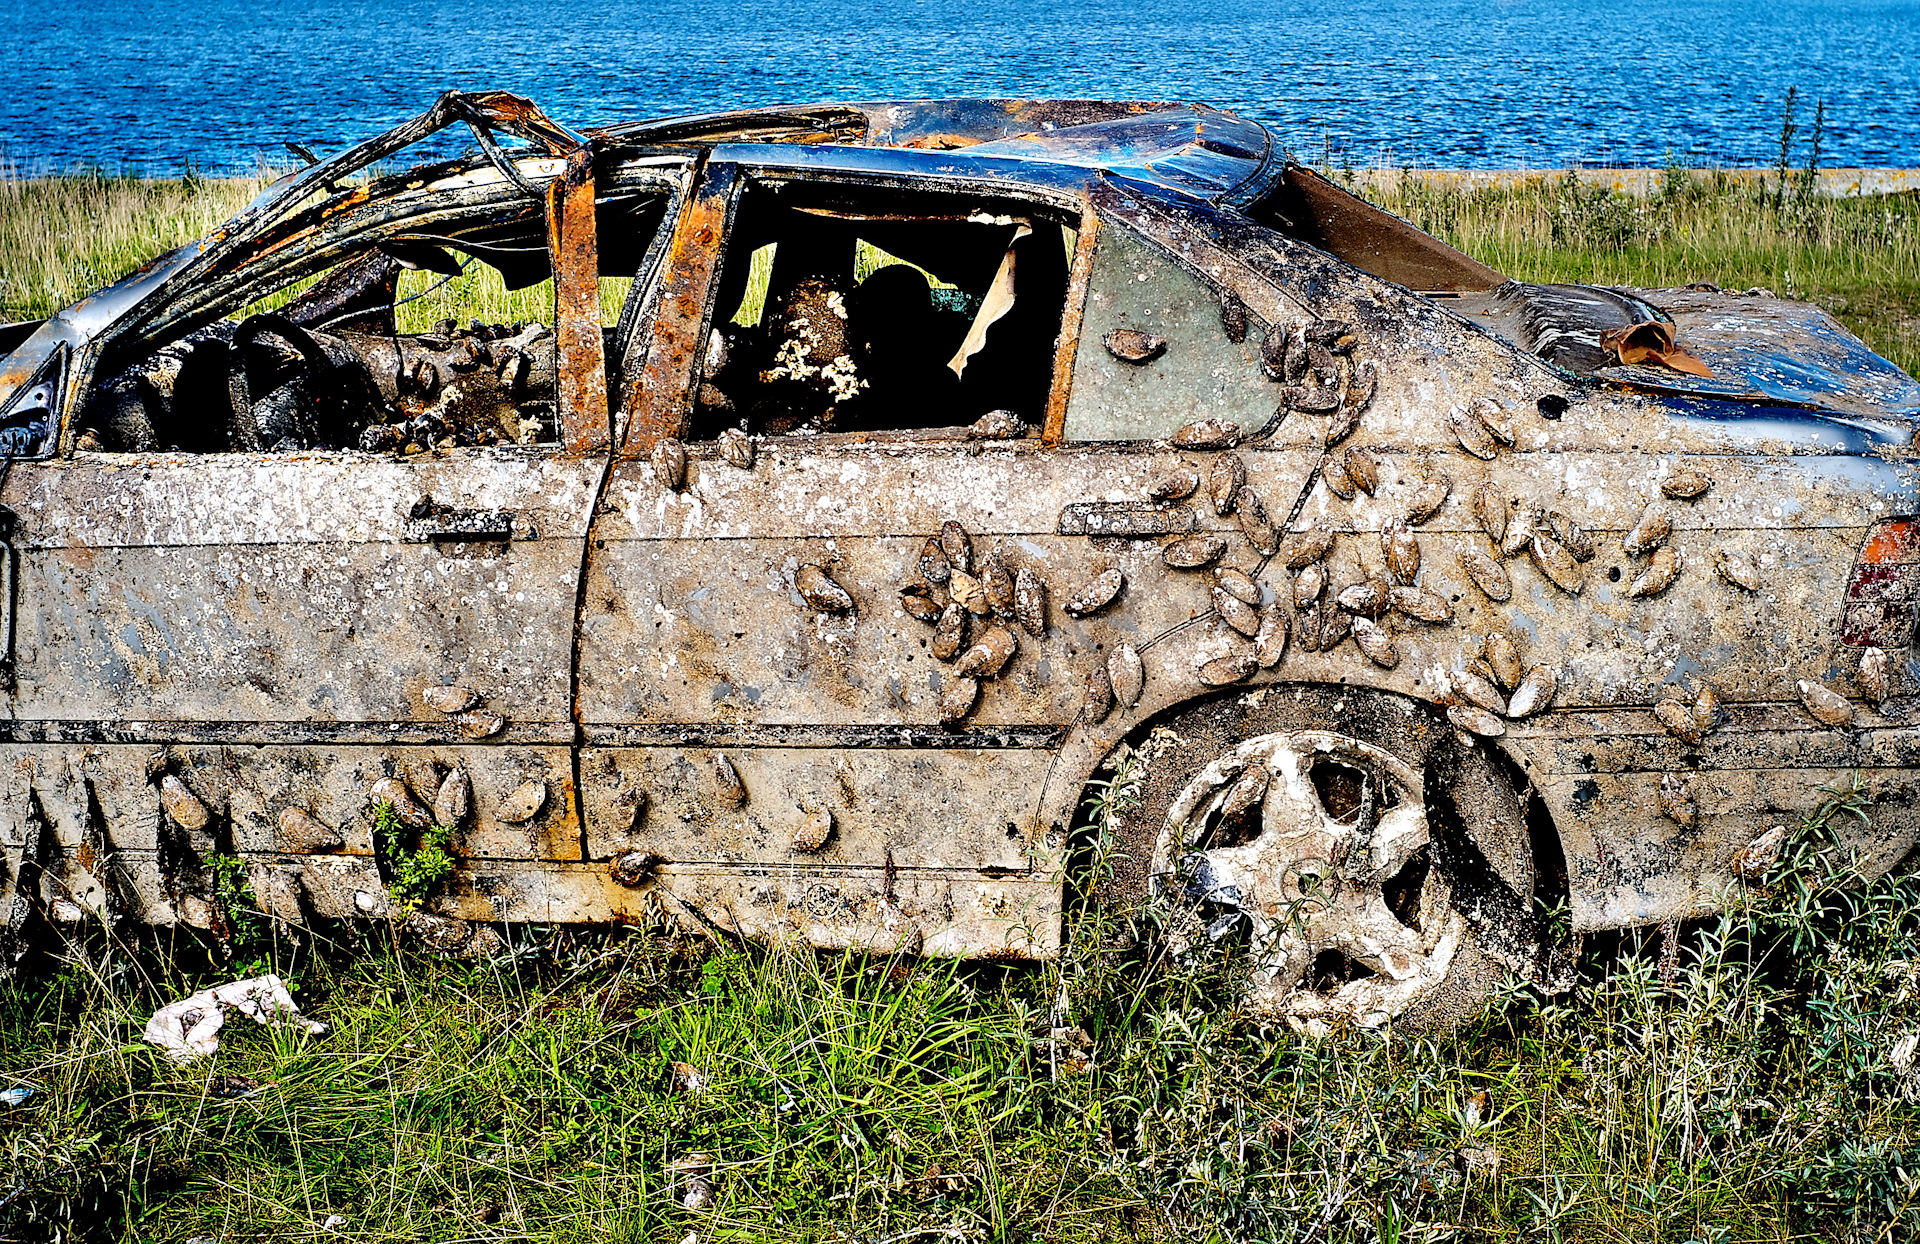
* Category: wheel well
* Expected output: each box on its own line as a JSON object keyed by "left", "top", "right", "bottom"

{"left": 1069, "top": 682, "right": 1569, "bottom": 945}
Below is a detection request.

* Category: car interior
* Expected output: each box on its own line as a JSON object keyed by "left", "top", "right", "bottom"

{"left": 688, "top": 180, "right": 1074, "bottom": 440}
{"left": 72, "top": 184, "right": 670, "bottom": 455}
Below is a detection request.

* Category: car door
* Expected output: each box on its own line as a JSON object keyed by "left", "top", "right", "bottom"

{"left": 574, "top": 159, "right": 1323, "bottom": 956}
{"left": 0, "top": 154, "right": 688, "bottom": 939}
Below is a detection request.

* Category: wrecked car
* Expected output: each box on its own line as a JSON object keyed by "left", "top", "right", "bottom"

{"left": 2, "top": 91, "right": 1919, "bottom": 1032}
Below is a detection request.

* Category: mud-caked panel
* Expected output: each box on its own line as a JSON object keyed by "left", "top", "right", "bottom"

{"left": 578, "top": 744, "right": 1047, "bottom": 869}
{"left": 623, "top": 866, "right": 1061, "bottom": 959}
{"left": 4, "top": 452, "right": 598, "bottom": 731}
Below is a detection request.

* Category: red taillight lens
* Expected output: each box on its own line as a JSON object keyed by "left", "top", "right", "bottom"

{"left": 1842, "top": 519, "right": 1920, "bottom": 647}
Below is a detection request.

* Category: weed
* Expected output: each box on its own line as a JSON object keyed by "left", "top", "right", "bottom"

{"left": 369, "top": 799, "right": 457, "bottom": 915}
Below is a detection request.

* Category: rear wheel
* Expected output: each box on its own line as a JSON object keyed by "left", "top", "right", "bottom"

{"left": 1100, "top": 686, "right": 1545, "bottom": 1033}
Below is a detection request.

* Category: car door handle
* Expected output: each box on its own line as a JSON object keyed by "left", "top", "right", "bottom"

{"left": 405, "top": 495, "right": 517, "bottom": 544}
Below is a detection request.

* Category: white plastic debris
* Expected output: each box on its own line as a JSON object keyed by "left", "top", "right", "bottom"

{"left": 143, "top": 974, "right": 328, "bottom": 1062}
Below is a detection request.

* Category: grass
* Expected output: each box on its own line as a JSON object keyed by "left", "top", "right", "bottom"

{"left": 4, "top": 159, "right": 1920, "bottom": 1240}
{"left": 6, "top": 772, "right": 1920, "bottom": 1242}
{"left": 1363, "top": 167, "right": 1920, "bottom": 379}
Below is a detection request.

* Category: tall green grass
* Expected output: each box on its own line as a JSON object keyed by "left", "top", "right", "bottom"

{"left": 5, "top": 773, "right": 1920, "bottom": 1241}
{"left": 1367, "top": 168, "right": 1920, "bottom": 378}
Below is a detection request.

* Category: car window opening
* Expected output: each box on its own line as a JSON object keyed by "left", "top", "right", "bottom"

{"left": 692, "top": 184, "right": 1072, "bottom": 440}
{"left": 75, "top": 188, "right": 668, "bottom": 455}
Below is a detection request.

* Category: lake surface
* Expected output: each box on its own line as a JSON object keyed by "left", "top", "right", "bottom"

{"left": 3, "top": 0, "right": 1916, "bottom": 174}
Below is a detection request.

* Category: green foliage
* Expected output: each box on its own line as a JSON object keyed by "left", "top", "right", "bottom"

{"left": 370, "top": 798, "right": 456, "bottom": 915}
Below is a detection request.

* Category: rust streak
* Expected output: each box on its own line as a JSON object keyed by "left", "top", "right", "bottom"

{"left": 548, "top": 147, "right": 610, "bottom": 453}
{"left": 1041, "top": 205, "right": 1099, "bottom": 446}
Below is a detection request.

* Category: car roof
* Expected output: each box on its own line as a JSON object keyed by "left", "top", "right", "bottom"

{"left": 588, "top": 99, "right": 1278, "bottom": 206}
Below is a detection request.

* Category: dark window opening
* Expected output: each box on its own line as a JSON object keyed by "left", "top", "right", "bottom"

{"left": 78, "top": 182, "right": 668, "bottom": 455}
{"left": 692, "top": 180, "right": 1072, "bottom": 440}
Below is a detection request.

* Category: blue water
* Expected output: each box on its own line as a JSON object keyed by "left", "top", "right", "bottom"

{"left": 3, "top": 0, "right": 1916, "bottom": 174}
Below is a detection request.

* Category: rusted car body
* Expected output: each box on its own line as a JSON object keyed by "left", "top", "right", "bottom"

{"left": 2, "top": 92, "right": 1918, "bottom": 1028}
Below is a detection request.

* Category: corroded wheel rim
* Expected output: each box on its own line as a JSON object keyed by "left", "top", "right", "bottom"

{"left": 1150, "top": 730, "right": 1467, "bottom": 1034}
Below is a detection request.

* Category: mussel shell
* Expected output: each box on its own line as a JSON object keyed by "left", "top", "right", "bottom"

{"left": 1860, "top": 646, "right": 1892, "bottom": 704}
{"left": 939, "top": 676, "right": 980, "bottom": 723}
{"left": 1335, "top": 578, "right": 1391, "bottom": 617}
{"left": 1500, "top": 510, "right": 1537, "bottom": 560}
{"left": 932, "top": 604, "right": 968, "bottom": 660}
{"left": 1321, "top": 453, "right": 1357, "bottom": 500}
{"left": 919, "top": 537, "right": 952, "bottom": 586}
{"left": 1259, "top": 322, "right": 1294, "bottom": 380}
{"left": 1255, "top": 606, "right": 1289, "bottom": 667}
{"left": 948, "top": 570, "right": 990, "bottom": 615}
{"left": 1281, "top": 523, "right": 1335, "bottom": 569}
{"left": 1171, "top": 418, "right": 1242, "bottom": 449}
{"left": 1447, "top": 704, "right": 1506, "bottom": 737}
{"left": 1460, "top": 549, "right": 1513, "bottom": 602}
{"left": 1661, "top": 467, "right": 1715, "bottom": 499}
{"left": 1234, "top": 487, "right": 1278, "bottom": 555}
{"left": 1381, "top": 516, "right": 1421, "bottom": 585}
{"left": 1658, "top": 772, "right": 1697, "bottom": 828}
{"left": 1351, "top": 617, "right": 1398, "bottom": 668}
{"left": 1623, "top": 505, "right": 1672, "bottom": 556}
{"left": 1507, "top": 664, "right": 1558, "bottom": 719}
{"left": 1485, "top": 632, "right": 1523, "bottom": 691}
{"left": 1343, "top": 446, "right": 1380, "bottom": 497}
{"left": 795, "top": 564, "right": 855, "bottom": 613}
{"left": 1454, "top": 669, "right": 1508, "bottom": 715}
{"left": 1064, "top": 568, "right": 1126, "bottom": 616}
{"left": 1405, "top": 472, "right": 1451, "bottom": 525}
{"left": 791, "top": 807, "right": 835, "bottom": 854}
{"left": 1450, "top": 404, "right": 1499, "bottom": 459}
{"left": 1797, "top": 678, "right": 1856, "bottom": 727}
{"left": 1529, "top": 532, "right": 1587, "bottom": 595}
{"left": 980, "top": 558, "right": 1016, "bottom": 616}
{"left": 718, "top": 427, "right": 755, "bottom": 468}
{"left": 1285, "top": 381, "right": 1341, "bottom": 415}
{"left": 1209, "top": 454, "right": 1247, "bottom": 516}
{"left": 1109, "top": 643, "right": 1146, "bottom": 709}
{"left": 1198, "top": 651, "right": 1258, "bottom": 687}
{"left": 1084, "top": 662, "right": 1115, "bottom": 722}
{"left": 1626, "top": 546, "right": 1679, "bottom": 598}
{"left": 1220, "top": 291, "right": 1250, "bottom": 344}
{"left": 1390, "top": 585, "right": 1453, "bottom": 623}
{"left": 1013, "top": 568, "right": 1047, "bottom": 637}
{"left": 1344, "top": 359, "right": 1379, "bottom": 415}
{"left": 1655, "top": 698, "right": 1708, "bottom": 745}
{"left": 1104, "top": 327, "right": 1167, "bottom": 363}
{"left": 1546, "top": 510, "right": 1595, "bottom": 562}
{"left": 1148, "top": 469, "right": 1201, "bottom": 501}
{"left": 1215, "top": 566, "right": 1262, "bottom": 604}
{"left": 1214, "top": 588, "right": 1262, "bottom": 637}
{"left": 1472, "top": 485, "right": 1508, "bottom": 547}
{"left": 899, "top": 584, "right": 941, "bottom": 622}
{"left": 1714, "top": 549, "right": 1760, "bottom": 591}
{"left": 955, "top": 625, "right": 1019, "bottom": 678}
{"left": 1294, "top": 563, "right": 1326, "bottom": 607}
{"left": 652, "top": 437, "right": 689, "bottom": 492}
{"left": 940, "top": 520, "right": 973, "bottom": 574}
{"left": 1472, "top": 396, "right": 1515, "bottom": 445}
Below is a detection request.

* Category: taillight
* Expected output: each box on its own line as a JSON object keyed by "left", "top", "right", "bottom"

{"left": 1841, "top": 519, "right": 1920, "bottom": 647}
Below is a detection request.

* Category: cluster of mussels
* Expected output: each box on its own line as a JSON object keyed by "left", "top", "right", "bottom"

{"left": 897, "top": 521, "right": 1050, "bottom": 724}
